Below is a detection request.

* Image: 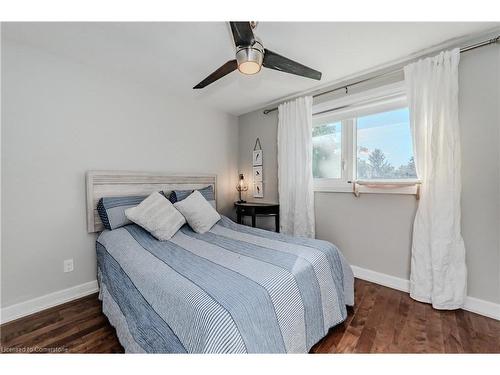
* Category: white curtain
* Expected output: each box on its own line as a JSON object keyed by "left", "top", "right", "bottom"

{"left": 404, "top": 48, "right": 467, "bottom": 309}
{"left": 277, "top": 96, "right": 315, "bottom": 237}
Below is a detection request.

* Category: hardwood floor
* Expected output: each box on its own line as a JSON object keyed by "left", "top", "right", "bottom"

{"left": 1, "top": 279, "right": 499, "bottom": 353}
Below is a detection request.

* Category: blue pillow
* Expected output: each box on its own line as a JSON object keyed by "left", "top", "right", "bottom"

{"left": 168, "top": 186, "right": 215, "bottom": 205}
{"left": 97, "top": 192, "right": 166, "bottom": 230}
{"left": 168, "top": 191, "right": 178, "bottom": 204}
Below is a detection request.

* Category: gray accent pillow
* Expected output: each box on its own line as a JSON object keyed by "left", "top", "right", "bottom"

{"left": 125, "top": 192, "right": 186, "bottom": 240}
{"left": 97, "top": 192, "right": 166, "bottom": 230}
{"left": 174, "top": 190, "right": 221, "bottom": 233}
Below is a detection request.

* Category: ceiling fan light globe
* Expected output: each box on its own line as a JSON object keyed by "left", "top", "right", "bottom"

{"left": 238, "top": 61, "right": 261, "bottom": 75}
{"left": 236, "top": 44, "right": 264, "bottom": 75}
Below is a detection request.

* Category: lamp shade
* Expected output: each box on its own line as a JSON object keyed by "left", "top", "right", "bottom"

{"left": 236, "top": 173, "right": 248, "bottom": 192}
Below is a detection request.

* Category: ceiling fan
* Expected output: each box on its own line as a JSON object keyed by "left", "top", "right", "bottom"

{"left": 193, "top": 22, "right": 322, "bottom": 89}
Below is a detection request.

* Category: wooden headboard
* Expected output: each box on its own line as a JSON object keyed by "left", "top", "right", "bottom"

{"left": 86, "top": 170, "right": 217, "bottom": 233}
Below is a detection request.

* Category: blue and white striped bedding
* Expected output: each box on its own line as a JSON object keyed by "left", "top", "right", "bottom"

{"left": 96, "top": 216, "right": 354, "bottom": 353}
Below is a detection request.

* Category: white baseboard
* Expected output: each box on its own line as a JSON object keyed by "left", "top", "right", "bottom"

{"left": 351, "top": 265, "right": 411, "bottom": 293}
{"left": 0, "top": 280, "right": 99, "bottom": 325}
{"left": 351, "top": 265, "right": 500, "bottom": 321}
{"left": 463, "top": 296, "right": 500, "bottom": 321}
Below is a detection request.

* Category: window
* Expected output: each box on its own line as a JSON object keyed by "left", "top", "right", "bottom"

{"left": 356, "top": 108, "right": 416, "bottom": 180}
{"left": 312, "top": 121, "right": 342, "bottom": 179}
{"left": 312, "top": 87, "right": 418, "bottom": 193}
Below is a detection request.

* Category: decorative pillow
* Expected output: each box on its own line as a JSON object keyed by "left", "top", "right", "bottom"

{"left": 97, "top": 195, "right": 148, "bottom": 230}
{"left": 125, "top": 192, "right": 186, "bottom": 240}
{"left": 174, "top": 190, "right": 221, "bottom": 234}
{"left": 168, "top": 186, "right": 216, "bottom": 208}
{"left": 167, "top": 191, "right": 178, "bottom": 204}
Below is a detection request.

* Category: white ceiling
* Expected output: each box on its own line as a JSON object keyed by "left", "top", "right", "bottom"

{"left": 3, "top": 22, "right": 499, "bottom": 115}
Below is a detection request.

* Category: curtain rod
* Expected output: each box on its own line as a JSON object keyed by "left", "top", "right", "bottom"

{"left": 263, "top": 35, "right": 500, "bottom": 115}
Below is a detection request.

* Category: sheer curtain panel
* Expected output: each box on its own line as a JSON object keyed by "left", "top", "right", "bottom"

{"left": 277, "top": 96, "right": 315, "bottom": 238}
{"left": 404, "top": 49, "right": 467, "bottom": 309}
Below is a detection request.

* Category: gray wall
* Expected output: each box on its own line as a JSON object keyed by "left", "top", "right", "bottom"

{"left": 1, "top": 39, "right": 239, "bottom": 308}
{"left": 238, "top": 45, "right": 500, "bottom": 303}
{"left": 238, "top": 110, "right": 279, "bottom": 230}
{"left": 459, "top": 45, "right": 500, "bottom": 303}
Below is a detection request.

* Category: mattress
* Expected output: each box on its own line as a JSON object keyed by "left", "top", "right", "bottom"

{"left": 96, "top": 216, "right": 354, "bottom": 353}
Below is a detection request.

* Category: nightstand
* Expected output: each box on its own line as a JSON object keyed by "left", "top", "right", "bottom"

{"left": 234, "top": 202, "right": 280, "bottom": 232}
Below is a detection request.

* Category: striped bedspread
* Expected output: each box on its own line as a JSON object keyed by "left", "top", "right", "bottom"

{"left": 96, "top": 216, "right": 354, "bottom": 353}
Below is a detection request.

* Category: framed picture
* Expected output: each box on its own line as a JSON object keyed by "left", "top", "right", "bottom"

{"left": 253, "top": 182, "right": 264, "bottom": 198}
{"left": 253, "top": 150, "right": 263, "bottom": 166}
{"left": 253, "top": 166, "right": 263, "bottom": 182}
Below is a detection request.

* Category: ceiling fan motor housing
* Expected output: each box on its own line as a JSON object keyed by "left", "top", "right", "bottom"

{"left": 236, "top": 40, "right": 264, "bottom": 75}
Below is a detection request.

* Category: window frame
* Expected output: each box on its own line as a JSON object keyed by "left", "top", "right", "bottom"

{"left": 312, "top": 117, "right": 353, "bottom": 192}
{"left": 312, "top": 83, "right": 419, "bottom": 194}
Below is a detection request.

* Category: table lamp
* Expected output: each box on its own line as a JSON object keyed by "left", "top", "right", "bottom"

{"left": 236, "top": 173, "right": 248, "bottom": 203}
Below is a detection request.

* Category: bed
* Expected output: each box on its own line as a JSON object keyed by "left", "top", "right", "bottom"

{"left": 87, "top": 171, "right": 354, "bottom": 353}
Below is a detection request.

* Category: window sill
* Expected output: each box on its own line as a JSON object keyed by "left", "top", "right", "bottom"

{"left": 314, "top": 180, "right": 420, "bottom": 196}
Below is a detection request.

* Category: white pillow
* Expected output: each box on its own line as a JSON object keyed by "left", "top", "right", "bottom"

{"left": 174, "top": 190, "right": 221, "bottom": 234}
{"left": 125, "top": 192, "right": 185, "bottom": 240}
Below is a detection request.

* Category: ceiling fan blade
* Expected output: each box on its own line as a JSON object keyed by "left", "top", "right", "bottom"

{"left": 193, "top": 60, "right": 238, "bottom": 89}
{"left": 229, "top": 22, "right": 255, "bottom": 47}
{"left": 263, "top": 49, "right": 322, "bottom": 80}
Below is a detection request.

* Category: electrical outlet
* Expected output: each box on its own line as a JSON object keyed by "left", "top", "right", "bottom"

{"left": 63, "top": 259, "right": 74, "bottom": 273}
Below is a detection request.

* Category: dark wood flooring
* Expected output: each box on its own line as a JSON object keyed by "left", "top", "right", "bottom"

{"left": 1, "top": 279, "right": 499, "bottom": 353}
